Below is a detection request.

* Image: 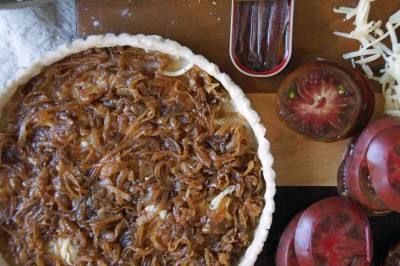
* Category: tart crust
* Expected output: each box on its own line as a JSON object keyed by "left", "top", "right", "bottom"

{"left": 0, "top": 34, "right": 275, "bottom": 266}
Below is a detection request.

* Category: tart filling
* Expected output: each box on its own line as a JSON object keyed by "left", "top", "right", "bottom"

{"left": 0, "top": 34, "right": 275, "bottom": 266}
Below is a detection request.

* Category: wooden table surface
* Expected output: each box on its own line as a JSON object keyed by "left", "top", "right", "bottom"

{"left": 76, "top": 0, "right": 397, "bottom": 186}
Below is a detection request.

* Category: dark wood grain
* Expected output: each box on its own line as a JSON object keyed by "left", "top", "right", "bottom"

{"left": 76, "top": 0, "right": 400, "bottom": 93}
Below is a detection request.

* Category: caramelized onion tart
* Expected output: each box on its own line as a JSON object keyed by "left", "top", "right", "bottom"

{"left": 0, "top": 34, "right": 275, "bottom": 266}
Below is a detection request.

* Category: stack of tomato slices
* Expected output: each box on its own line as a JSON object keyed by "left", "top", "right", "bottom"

{"left": 275, "top": 197, "right": 373, "bottom": 266}
{"left": 338, "top": 116, "right": 400, "bottom": 215}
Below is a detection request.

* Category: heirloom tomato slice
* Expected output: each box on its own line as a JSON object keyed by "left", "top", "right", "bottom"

{"left": 275, "top": 212, "right": 302, "bottom": 266}
{"left": 277, "top": 60, "right": 374, "bottom": 142}
{"left": 367, "top": 127, "right": 400, "bottom": 213}
{"left": 294, "top": 197, "right": 373, "bottom": 266}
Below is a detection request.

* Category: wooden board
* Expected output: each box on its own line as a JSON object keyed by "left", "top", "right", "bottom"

{"left": 247, "top": 93, "right": 384, "bottom": 186}
{"left": 75, "top": 0, "right": 392, "bottom": 186}
{"left": 76, "top": 0, "right": 400, "bottom": 93}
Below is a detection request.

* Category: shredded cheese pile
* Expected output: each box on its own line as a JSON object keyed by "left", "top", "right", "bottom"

{"left": 333, "top": 0, "right": 400, "bottom": 116}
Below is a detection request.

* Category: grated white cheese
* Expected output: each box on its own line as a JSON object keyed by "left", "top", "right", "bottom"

{"left": 343, "top": 48, "right": 380, "bottom": 59}
{"left": 80, "top": 140, "right": 89, "bottom": 148}
{"left": 159, "top": 210, "right": 167, "bottom": 220}
{"left": 27, "top": 157, "right": 36, "bottom": 165}
{"left": 162, "top": 63, "right": 194, "bottom": 77}
{"left": 47, "top": 238, "right": 77, "bottom": 266}
{"left": 390, "top": 10, "right": 400, "bottom": 24}
{"left": 334, "top": 0, "right": 400, "bottom": 116}
{"left": 355, "top": 53, "right": 382, "bottom": 64}
{"left": 144, "top": 204, "right": 155, "bottom": 213}
{"left": 209, "top": 185, "right": 235, "bottom": 210}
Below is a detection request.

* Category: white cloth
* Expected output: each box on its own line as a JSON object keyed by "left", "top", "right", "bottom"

{"left": 0, "top": 3, "right": 74, "bottom": 263}
{"left": 0, "top": 0, "right": 76, "bottom": 88}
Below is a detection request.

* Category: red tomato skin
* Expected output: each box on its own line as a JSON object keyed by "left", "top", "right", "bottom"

{"left": 346, "top": 116, "right": 400, "bottom": 213}
{"left": 294, "top": 197, "right": 373, "bottom": 266}
{"left": 275, "top": 212, "right": 302, "bottom": 266}
{"left": 367, "top": 127, "right": 400, "bottom": 213}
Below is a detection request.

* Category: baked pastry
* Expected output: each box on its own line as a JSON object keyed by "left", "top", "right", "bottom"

{"left": 0, "top": 34, "right": 275, "bottom": 265}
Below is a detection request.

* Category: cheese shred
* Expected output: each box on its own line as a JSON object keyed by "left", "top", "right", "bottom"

{"left": 334, "top": 0, "right": 400, "bottom": 116}
{"left": 210, "top": 185, "right": 235, "bottom": 210}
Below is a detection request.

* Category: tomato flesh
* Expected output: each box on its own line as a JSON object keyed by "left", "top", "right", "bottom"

{"left": 388, "top": 147, "right": 400, "bottom": 192}
{"left": 333, "top": 62, "right": 375, "bottom": 135}
{"left": 277, "top": 60, "right": 368, "bottom": 142}
{"left": 367, "top": 127, "right": 400, "bottom": 212}
{"left": 295, "top": 197, "right": 372, "bottom": 266}
{"left": 312, "top": 213, "right": 367, "bottom": 265}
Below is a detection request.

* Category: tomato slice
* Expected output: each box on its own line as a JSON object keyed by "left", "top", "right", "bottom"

{"left": 367, "top": 127, "right": 400, "bottom": 213}
{"left": 346, "top": 117, "right": 400, "bottom": 213}
{"left": 332, "top": 62, "right": 375, "bottom": 135}
{"left": 294, "top": 197, "right": 373, "bottom": 266}
{"left": 276, "top": 60, "right": 368, "bottom": 142}
{"left": 275, "top": 212, "right": 302, "bottom": 266}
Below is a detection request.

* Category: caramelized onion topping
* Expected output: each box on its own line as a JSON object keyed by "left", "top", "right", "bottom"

{"left": 0, "top": 46, "right": 264, "bottom": 265}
